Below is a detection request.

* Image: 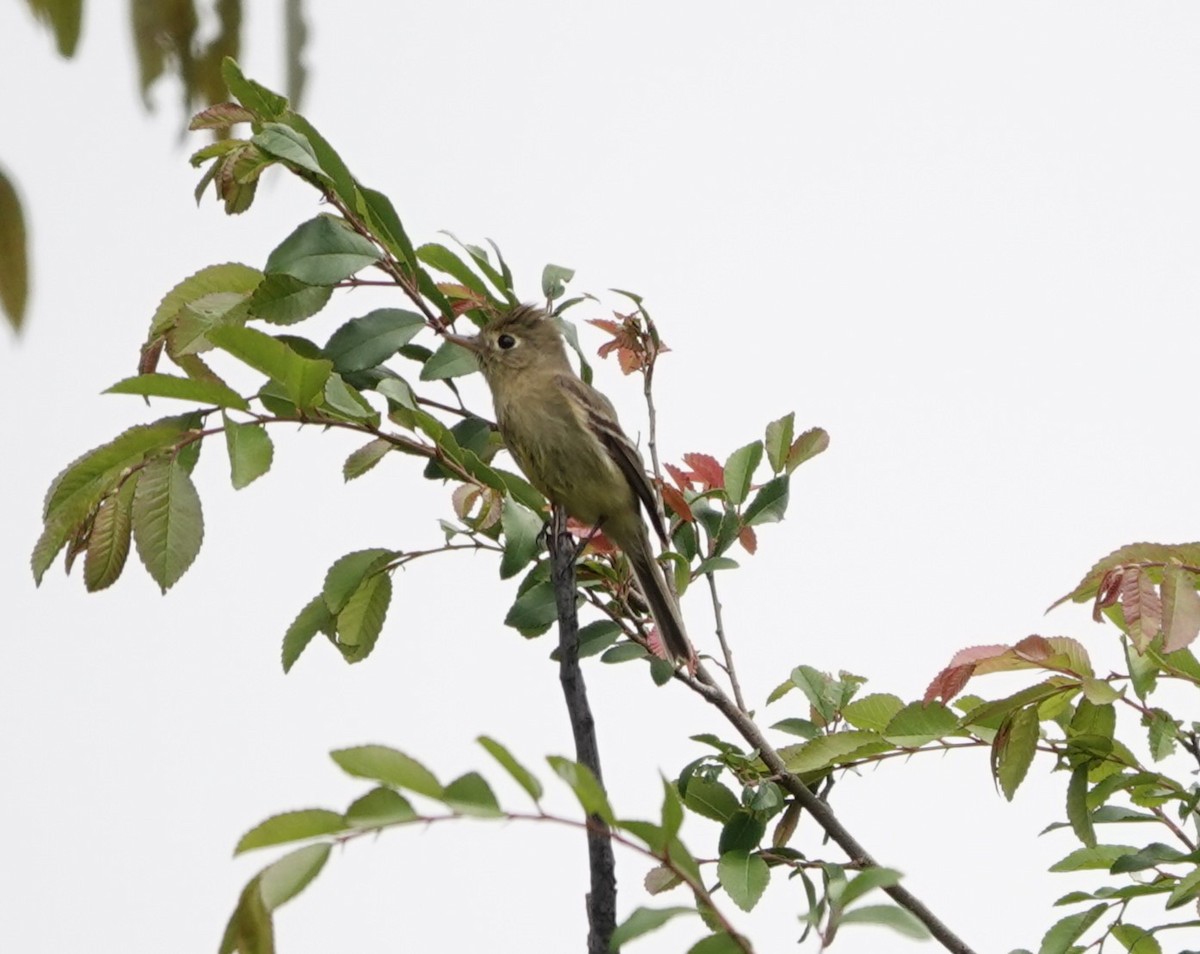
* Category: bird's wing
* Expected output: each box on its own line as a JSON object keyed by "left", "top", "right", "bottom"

{"left": 556, "top": 374, "right": 669, "bottom": 546}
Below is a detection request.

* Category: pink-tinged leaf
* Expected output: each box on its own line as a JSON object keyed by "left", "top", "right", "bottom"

{"left": 1161, "top": 565, "right": 1200, "bottom": 653}
{"left": 924, "top": 664, "right": 976, "bottom": 704}
{"left": 1012, "top": 635, "right": 1053, "bottom": 663}
{"left": 682, "top": 453, "right": 725, "bottom": 490}
{"left": 738, "top": 526, "right": 758, "bottom": 555}
{"left": 660, "top": 484, "right": 693, "bottom": 522}
{"left": 1049, "top": 541, "right": 1200, "bottom": 611}
{"left": 189, "top": 102, "right": 257, "bottom": 130}
{"left": 664, "top": 462, "right": 692, "bottom": 491}
{"left": 924, "top": 637, "right": 1093, "bottom": 703}
{"left": 1094, "top": 568, "right": 1125, "bottom": 622}
{"left": 1120, "top": 566, "right": 1162, "bottom": 652}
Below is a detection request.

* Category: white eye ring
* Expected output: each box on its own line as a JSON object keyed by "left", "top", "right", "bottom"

{"left": 497, "top": 333, "right": 518, "bottom": 350}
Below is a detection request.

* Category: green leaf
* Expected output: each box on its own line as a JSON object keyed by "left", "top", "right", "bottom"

{"left": 247, "top": 273, "right": 333, "bottom": 326}
{"left": 1037, "top": 904, "right": 1106, "bottom": 954}
{"left": 343, "top": 438, "right": 393, "bottom": 481}
{"left": 504, "top": 580, "right": 559, "bottom": 636}
{"left": 764, "top": 413, "right": 795, "bottom": 474}
{"left": 323, "top": 309, "right": 426, "bottom": 372}
{"left": 682, "top": 777, "right": 740, "bottom": 823}
{"left": 842, "top": 693, "right": 905, "bottom": 732}
{"left": 208, "top": 324, "right": 333, "bottom": 408}
{"left": 600, "top": 642, "right": 648, "bottom": 663}
{"left": 442, "top": 772, "right": 502, "bottom": 817}
{"left": 322, "top": 549, "right": 397, "bottom": 613}
{"left": 770, "top": 717, "right": 821, "bottom": 739}
{"left": 478, "top": 736, "right": 543, "bottom": 803}
{"left": 882, "top": 701, "right": 959, "bottom": 746}
{"left": 251, "top": 123, "right": 329, "bottom": 181}
{"left": 355, "top": 185, "right": 418, "bottom": 268}
{"left": 838, "top": 904, "right": 930, "bottom": 940}
{"left": 105, "top": 372, "right": 249, "bottom": 410}
{"left": 1048, "top": 844, "right": 1138, "bottom": 872}
{"left": 687, "top": 934, "right": 745, "bottom": 954}
{"left": 223, "top": 418, "right": 274, "bottom": 489}
{"left": 221, "top": 57, "right": 288, "bottom": 121}
{"left": 995, "top": 705, "right": 1040, "bottom": 801}
{"left": 265, "top": 215, "right": 380, "bottom": 285}
{"left": 330, "top": 745, "right": 443, "bottom": 798}
{"left": 335, "top": 572, "right": 392, "bottom": 663}
{"left": 742, "top": 475, "right": 790, "bottom": 526}
{"left": 718, "top": 812, "right": 766, "bottom": 854}
{"left": 1110, "top": 923, "right": 1162, "bottom": 954}
{"left": 1066, "top": 764, "right": 1095, "bottom": 848}
{"left": 718, "top": 849, "right": 769, "bottom": 912}
{"left": 281, "top": 595, "right": 333, "bottom": 673}
{"left": 500, "top": 498, "right": 542, "bottom": 579}
{"left": 420, "top": 339, "right": 479, "bottom": 380}
{"left": 786, "top": 427, "right": 830, "bottom": 472}
{"left": 780, "top": 731, "right": 889, "bottom": 773}
{"left": 723, "top": 441, "right": 763, "bottom": 507}
{"left": 1110, "top": 842, "right": 1189, "bottom": 873}
{"left": 838, "top": 867, "right": 904, "bottom": 909}
{"left": 609, "top": 906, "right": 695, "bottom": 948}
{"left": 790, "top": 665, "right": 836, "bottom": 722}
{"left": 0, "top": 168, "right": 28, "bottom": 331}
{"left": 27, "top": 0, "right": 82, "bottom": 56}
{"left": 416, "top": 243, "right": 492, "bottom": 299}
{"left": 542, "top": 263, "right": 575, "bottom": 301}
{"left": 547, "top": 756, "right": 613, "bottom": 821}
{"left": 344, "top": 787, "right": 417, "bottom": 828}
{"left": 83, "top": 478, "right": 136, "bottom": 592}
{"left": 235, "top": 809, "right": 345, "bottom": 854}
{"left": 149, "top": 263, "right": 263, "bottom": 336}
{"left": 1166, "top": 865, "right": 1200, "bottom": 908}
{"left": 257, "top": 842, "right": 329, "bottom": 910}
{"left": 1143, "top": 707, "right": 1179, "bottom": 762}
{"left": 132, "top": 455, "right": 204, "bottom": 593}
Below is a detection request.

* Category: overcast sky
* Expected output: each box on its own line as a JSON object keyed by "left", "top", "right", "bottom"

{"left": 4, "top": 4, "right": 1200, "bottom": 953}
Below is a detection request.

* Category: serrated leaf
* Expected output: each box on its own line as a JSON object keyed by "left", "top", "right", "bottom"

{"left": 208, "top": 324, "right": 332, "bottom": 408}
{"left": 83, "top": 477, "right": 136, "bottom": 592}
{"left": 0, "top": 168, "right": 28, "bottom": 331}
{"left": 547, "top": 756, "right": 612, "bottom": 821}
{"left": 1066, "top": 764, "right": 1095, "bottom": 848}
{"left": 1143, "top": 708, "right": 1179, "bottom": 762}
{"left": 1110, "top": 923, "right": 1162, "bottom": 954}
{"left": 478, "top": 736, "right": 543, "bottom": 803}
{"left": 791, "top": 665, "right": 836, "bottom": 721}
{"left": 105, "top": 372, "right": 249, "bottom": 410}
{"left": 257, "top": 843, "right": 329, "bottom": 910}
{"left": 322, "top": 550, "right": 397, "bottom": 614}
{"left": 335, "top": 572, "right": 392, "bottom": 663}
{"left": 718, "top": 849, "right": 769, "bottom": 912}
{"left": 724, "top": 441, "right": 763, "bottom": 506}
{"left": 1161, "top": 564, "right": 1200, "bottom": 652}
{"left": 682, "top": 778, "right": 741, "bottom": 823}
{"left": 324, "top": 309, "right": 426, "bottom": 372}
{"left": 235, "top": 809, "right": 345, "bottom": 854}
{"left": 149, "top": 262, "right": 263, "bottom": 337}
{"left": 610, "top": 907, "right": 695, "bottom": 948}
{"left": 842, "top": 693, "right": 904, "bottom": 732}
{"left": 248, "top": 273, "right": 333, "bottom": 326}
{"left": 1048, "top": 844, "right": 1138, "bottom": 872}
{"left": 281, "top": 595, "right": 333, "bottom": 673}
{"left": 132, "top": 455, "right": 204, "bottom": 593}
{"left": 1166, "top": 865, "right": 1200, "bottom": 909}
{"left": 882, "top": 701, "right": 959, "bottom": 746}
{"left": 223, "top": 418, "right": 274, "bottom": 489}
{"left": 330, "top": 745, "right": 443, "bottom": 797}
{"left": 343, "top": 438, "right": 393, "bottom": 481}
{"left": 780, "top": 731, "right": 889, "bottom": 773}
{"left": 420, "top": 339, "right": 479, "bottom": 380}
{"left": 264, "top": 215, "right": 379, "bottom": 285}
{"left": 1038, "top": 904, "right": 1107, "bottom": 954}
{"left": 718, "top": 812, "right": 766, "bottom": 854}
{"left": 344, "top": 787, "right": 417, "bottom": 828}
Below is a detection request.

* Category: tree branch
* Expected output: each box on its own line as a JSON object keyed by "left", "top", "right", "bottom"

{"left": 549, "top": 506, "right": 618, "bottom": 954}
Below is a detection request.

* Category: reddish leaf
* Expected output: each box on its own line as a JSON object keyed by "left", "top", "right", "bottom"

{"left": 189, "top": 102, "right": 256, "bottom": 129}
{"left": 1120, "top": 566, "right": 1162, "bottom": 652}
{"left": 924, "top": 663, "right": 976, "bottom": 704}
{"left": 1013, "top": 635, "right": 1054, "bottom": 663}
{"left": 682, "top": 453, "right": 725, "bottom": 491}
{"left": 1162, "top": 565, "right": 1200, "bottom": 653}
{"left": 587, "top": 318, "right": 621, "bottom": 336}
{"left": 661, "top": 484, "right": 693, "bottom": 523}
{"left": 664, "top": 462, "right": 693, "bottom": 492}
{"left": 566, "top": 517, "right": 616, "bottom": 555}
{"left": 1094, "top": 568, "right": 1125, "bottom": 622}
{"left": 738, "top": 526, "right": 758, "bottom": 555}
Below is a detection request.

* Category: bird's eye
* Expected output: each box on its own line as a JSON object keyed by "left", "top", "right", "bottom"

{"left": 497, "top": 333, "right": 517, "bottom": 350}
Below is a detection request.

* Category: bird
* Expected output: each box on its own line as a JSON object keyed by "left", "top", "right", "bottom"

{"left": 442, "top": 304, "right": 693, "bottom": 664}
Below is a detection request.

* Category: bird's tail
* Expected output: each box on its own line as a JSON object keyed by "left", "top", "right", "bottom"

{"left": 620, "top": 525, "right": 693, "bottom": 665}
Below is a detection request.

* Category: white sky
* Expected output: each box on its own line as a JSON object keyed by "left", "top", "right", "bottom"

{"left": 3, "top": 3, "right": 1200, "bottom": 952}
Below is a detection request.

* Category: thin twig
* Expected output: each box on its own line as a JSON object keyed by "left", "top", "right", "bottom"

{"left": 706, "top": 572, "right": 747, "bottom": 714}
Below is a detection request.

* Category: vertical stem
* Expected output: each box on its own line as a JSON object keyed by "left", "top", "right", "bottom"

{"left": 549, "top": 506, "right": 618, "bottom": 953}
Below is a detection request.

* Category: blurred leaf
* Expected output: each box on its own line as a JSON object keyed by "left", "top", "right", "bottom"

{"left": 223, "top": 417, "right": 274, "bottom": 489}
{"left": 28, "top": 0, "right": 83, "bottom": 56}
{"left": 132, "top": 0, "right": 197, "bottom": 110}
{"left": 1037, "top": 904, "right": 1106, "bottom": 954}
{"left": 547, "top": 756, "right": 612, "bottom": 822}
{"left": 1109, "top": 923, "right": 1162, "bottom": 954}
{"left": 105, "top": 372, "right": 248, "bottom": 409}
{"left": 838, "top": 867, "right": 903, "bottom": 909}
{"left": 83, "top": 477, "right": 136, "bottom": 592}
{"left": 281, "top": 595, "right": 333, "bottom": 673}
{"left": 442, "top": 772, "right": 502, "bottom": 817}
{"left": 0, "top": 168, "right": 28, "bottom": 331}
{"left": 235, "top": 810, "right": 345, "bottom": 855}
{"left": 542, "top": 263, "right": 575, "bottom": 301}
{"left": 839, "top": 904, "right": 929, "bottom": 940}
{"left": 1161, "top": 564, "right": 1200, "bottom": 652}
{"left": 478, "top": 736, "right": 543, "bottom": 803}
{"left": 265, "top": 215, "right": 380, "bottom": 285}
{"left": 688, "top": 934, "right": 745, "bottom": 954}
{"left": 1048, "top": 844, "right": 1137, "bottom": 872}
{"left": 258, "top": 842, "right": 330, "bottom": 910}
{"left": 132, "top": 454, "right": 204, "bottom": 593}
{"left": 344, "top": 787, "right": 417, "bottom": 828}
{"left": 718, "top": 849, "right": 769, "bottom": 912}
{"left": 1166, "top": 865, "right": 1200, "bottom": 908}
{"left": 324, "top": 309, "right": 425, "bottom": 372}
{"left": 610, "top": 907, "right": 695, "bottom": 948}
{"left": 330, "top": 745, "right": 443, "bottom": 798}
{"left": 248, "top": 274, "right": 333, "bottom": 326}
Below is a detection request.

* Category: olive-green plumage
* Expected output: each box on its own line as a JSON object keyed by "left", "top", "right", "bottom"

{"left": 452, "top": 306, "right": 691, "bottom": 663}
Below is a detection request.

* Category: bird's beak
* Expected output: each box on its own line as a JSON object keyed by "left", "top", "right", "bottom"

{"left": 440, "top": 329, "right": 481, "bottom": 352}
